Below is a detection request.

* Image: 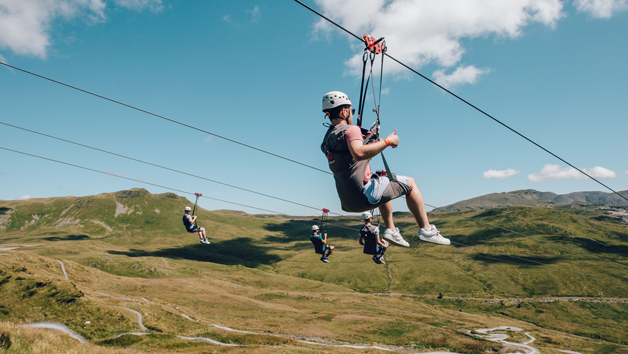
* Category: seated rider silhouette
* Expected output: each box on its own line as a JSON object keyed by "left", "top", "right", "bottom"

{"left": 320, "top": 91, "right": 450, "bottom": 247}
{"left": 183, "top": 206, "right": 209, "bottom": 244}
{"left": 359, "top": 211, "right": 388, "bottom": 264}
{"left": 310, "top": 225, "right": 334, "bottom": 263}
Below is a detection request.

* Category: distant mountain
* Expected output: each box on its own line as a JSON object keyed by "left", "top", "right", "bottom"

{"left": 440, "top": 189, "right": 628, "bottom": 212}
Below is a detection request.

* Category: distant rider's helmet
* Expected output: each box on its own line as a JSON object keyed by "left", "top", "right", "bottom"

{"left": 311, "top": 225, "right": 319, "bottom": 231}
{"left": 362, "top": 212, "right": 372, "bottom": 220}
{"left": 185, "top": 206, "right": 192, "bottom": 212}
{"left": 322, "top": 91, "right": 351, "bottom": 112}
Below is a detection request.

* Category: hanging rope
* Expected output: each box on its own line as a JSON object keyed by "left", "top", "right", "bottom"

{"left": 192, "top": 192, "right": 202, "bottom": 226}
{"left": 320, "top": 208, "right": 330, "bottom": 233}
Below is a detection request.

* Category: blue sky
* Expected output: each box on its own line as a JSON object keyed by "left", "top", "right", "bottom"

{"left": 1, "top": 0, "right": 627, "bottom": 215}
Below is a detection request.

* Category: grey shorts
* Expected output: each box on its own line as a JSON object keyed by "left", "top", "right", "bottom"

{"left": 363, "top": 174, "right": 412, "bottom": 206}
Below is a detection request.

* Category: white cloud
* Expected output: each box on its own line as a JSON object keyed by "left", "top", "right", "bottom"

{"left": 433, "top": 65, "right": 492, "bottom": 89}
{"left": 0, "top": 53, "right": 6, "bottom": 63}
{"left": 114, "top": 0, "right": 162, "bottom": 12}
{"left": 483, "top": 168, "right": 520, "bottom": 180}
{"left": 312, "top": 0, "right": 564, "bottom": 84}
{"left": 17, "top": 195, "right": 31, "bottom": 200}
{"left": 0, "top": 0, "right": 106, "bottom": 58}
{"left": 134, "top": 174, "right": 143, "bottom": 180}
{"left": 574, "top": 0, "right": 628, "bottom": 18}
{"left": 528, "top": 163, "right": 617, "bottom": 182}
{"left": 625, "top": 170, "right": 628, "bottom": 174}
{"left": 0, "top": 0, "right": 161, "bottom": 58}
{"left": 247, "top": 5, "right": 260, "bottom": 22}
{"left": 380, "top": 87, "right": 390, "bottom": 95}
{"left": 204, "top": 136, "right": 213, "bottom": 143}
{"left": 223, "top": 15, "right": 230, "bottom": 23}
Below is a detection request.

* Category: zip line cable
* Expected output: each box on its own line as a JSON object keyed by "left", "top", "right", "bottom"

{"left": 0, "top": 61, "right": 331, "bottom": 176}
{"left": 425, "top": 202, "right": 628, "bottom": 270}
{"left": 0, "top": 147, "right": 284, "bottom": 215}
{"left": 0, "top": 120, "right": 341, "bottom": 215}
{"left": 292, "top": 0, "right": 628, "bottom": 204}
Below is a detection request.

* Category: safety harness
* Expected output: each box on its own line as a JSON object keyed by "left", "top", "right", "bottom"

{"left": 356, "top": 34, "right": 396, "bottom": 182}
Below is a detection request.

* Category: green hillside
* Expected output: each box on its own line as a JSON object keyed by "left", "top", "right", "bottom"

{"left": 1, "top": 189, "right": 627, "bottom": 354}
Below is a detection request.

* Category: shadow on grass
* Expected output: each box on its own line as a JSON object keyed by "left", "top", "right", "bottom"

{"left": 473, "top": 253, "right": 560, "bottom": 267}
{"left": 0, "top": 207, "right": 10, "bottom": 215}
{"left": 42, "top": 234, "right": 90, "bottom": 242}
{"left": 107, "top": 237, "right": 282, "bottom": 267}
{"left": 547, "top": 235, "right": 628, "bottom": 257}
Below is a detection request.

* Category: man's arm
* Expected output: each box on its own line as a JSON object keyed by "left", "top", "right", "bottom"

{"left": 347, "top": 130, "right": 399, "bottom": 161}
{"left": 322, "top": 233, "right": 327, "bottom": 244}
{"left": 375, "top": 232, "right": 388, "bottom": 248}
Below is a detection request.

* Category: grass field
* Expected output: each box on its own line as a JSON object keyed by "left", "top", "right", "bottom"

{"left": 1, "top": 188, "right": 627, "bottom": 353}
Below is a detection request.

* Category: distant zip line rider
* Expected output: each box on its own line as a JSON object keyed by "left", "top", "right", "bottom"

{"left": 183, "top": 206, "right": 209, "bottom": 244}
{"left": 359, "top": 211, "right": 388, "bottom": 264}
{"left": 320, "top": 91, "right": 450, "bottom": 246}
{"left": 310, "top": 225, "right": 334, "bottom": 263}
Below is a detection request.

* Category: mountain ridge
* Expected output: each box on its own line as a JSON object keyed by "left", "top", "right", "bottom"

{"left": 440, "top": 188, "right": 628, "bottom": 212}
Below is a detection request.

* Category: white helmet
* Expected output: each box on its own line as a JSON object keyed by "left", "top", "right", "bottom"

{"left": 185, "top": 206, "right": 192, "bottom": 211}
{"left": 322, "top": 91, "right": 351, "bottom": 112}
{"left": 311, "top": 225, "right": 319, "bottom": 231}
{"left": 362, "top": 212, "right": 372, "bottom": 220}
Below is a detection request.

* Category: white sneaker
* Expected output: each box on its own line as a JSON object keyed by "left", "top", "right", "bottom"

{"left": 200, "top": 239, "right": 210, "bottom": 245}
{"left": 383, "top": 228, "right": 409, "bottom": 247}
{"left": 418, "top": 225, "right": 450, "bottom": 245}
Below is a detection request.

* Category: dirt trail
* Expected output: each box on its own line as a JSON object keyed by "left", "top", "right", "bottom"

{"left": 21, "top": 322, "right": 88, "bottom": 343}
{"left": 471, "top": 326, "right": 539, "bottom": 354}
{"left": 57, "top": 259, "right": 68, "bottom": 280}
{"left": 119, "top": 307, "right": 147, "bottom": 331}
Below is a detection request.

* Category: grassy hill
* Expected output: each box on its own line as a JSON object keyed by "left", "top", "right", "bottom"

{"left": 1, "top": 188, "right": 627, "bottom": 353}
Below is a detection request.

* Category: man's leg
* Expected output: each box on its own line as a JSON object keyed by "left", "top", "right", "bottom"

{"left": 404, "top": 177, "right": 430, "bottom": 229}
{"left": 200, "top": 227, "right": 207, "bottom": 240}
{"left": 378, "top": 201, "right": 395, "bottom": 230}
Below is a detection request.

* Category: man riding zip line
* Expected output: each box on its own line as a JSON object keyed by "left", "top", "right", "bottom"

{"left": 183, "top": 206, "right": 209, "bottom": 244}
{"left": 320, "top": 91, "right": 450, "bottom": 247}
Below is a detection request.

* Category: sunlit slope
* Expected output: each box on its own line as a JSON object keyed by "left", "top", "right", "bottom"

{"left": 1, "top": 189, "right": 627, "bottom": 353}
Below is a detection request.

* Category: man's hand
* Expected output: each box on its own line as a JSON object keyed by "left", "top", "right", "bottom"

{"left": 385, "top": 130, "right": 399, "bottom": 148}
{"left": 382, "top": 240, "right": 389, "bottom": 248}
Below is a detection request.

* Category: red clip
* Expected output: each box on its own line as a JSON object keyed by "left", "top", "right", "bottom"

{"left": 194, "top": 193, "right": 202, "bottom": 197}
{"left": 322, "top": 208, "right": 330, "bottom": 214}
{"left": 362, "top": 34, "right": 385, "bottom": 54}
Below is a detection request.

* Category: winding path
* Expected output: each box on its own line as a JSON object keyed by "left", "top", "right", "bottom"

{"left": 21, "top": 322, "right": 87, "bottom": 343}
{"left": 471, "top": 326, "right": 540, "bottom": 354}
{"left": 119, "top": 307, "right": 147, "bottom": 331}
{"left": 57, "top": 259, "right": 68, "bottom": 280}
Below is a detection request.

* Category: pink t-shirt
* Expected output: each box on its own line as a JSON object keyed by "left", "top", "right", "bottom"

{"left": 344, "top": 125, "right": 373, "bottom": 184}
